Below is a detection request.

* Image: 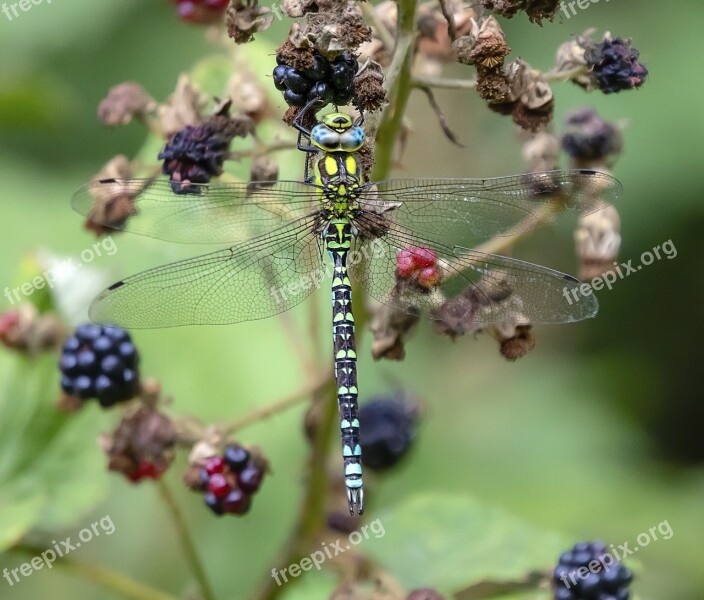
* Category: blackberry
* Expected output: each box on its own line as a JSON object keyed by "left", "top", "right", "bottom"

{"left": 561, "top": 108, "right": 623, "bottom": 163}
{"left": 224, "top": 444, "right": 250, "bottom": 472}
{"left": 553, "top": 541, "right": 633, "bottom": 600}
{"left": 272, "top": 51, "right": 359, "bottom": 108}
{"left": 196, "top": 445, "right": 266, "bottom": 517}
{"left": 584, "top": 37, "right": 648, "bottom": 94}
{"left": 159, "top": 123, "right": 233, "bottom": 194}
{"left": 358, "top": 394, "right": 419, "bottom": 470}
{"left": 59, "top": 324, "right": 140, "bottom": 407}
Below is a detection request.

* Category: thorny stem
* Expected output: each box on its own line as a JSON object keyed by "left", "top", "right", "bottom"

{"left": 156, "top": 480, "right": 217, "bottom": 600}
{"left": 12, "top": 545, "right": 178, "bottom": 600}
{"left": 223, "top": 371, "right": 332, "bottom": 435}
{"left": 411, "top": 66, "right": 589, "bottom": 91}
{"left": 370, "top": 0, "right": 420, "bottom": 181}
{"left": 227, "top": 140, "right": 297, "bottom": 161}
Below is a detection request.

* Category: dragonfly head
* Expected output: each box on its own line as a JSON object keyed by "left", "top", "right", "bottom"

{"left": 312, "top": 113, "right": 365, "bottom": 153}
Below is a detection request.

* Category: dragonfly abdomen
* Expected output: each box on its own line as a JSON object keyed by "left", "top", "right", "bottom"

{"left": 325, "top": 219, "right": 364, "bottom": 515}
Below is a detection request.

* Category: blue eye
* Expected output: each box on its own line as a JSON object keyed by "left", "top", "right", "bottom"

{"left": 340, "top": 127, "right": 365, "bottom": 151}
{"left": 312, "top": 125, "right": 341, "bottom": 150}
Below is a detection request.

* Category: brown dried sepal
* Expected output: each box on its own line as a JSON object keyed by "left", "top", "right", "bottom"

{"left": 475, "top": 66, "right": 511, "bottom": 104}
{"left": 226, "top": 0, "right": 274, "bottom": 44}
{"left": 575, "top": 205, "right": 621, "bottom": 281}
{"left": 0, "top": 304, "right": 67, "bottom": 355}
{"left": 84, "top": 155, "right": 137, "bottom": 237}
{"left": 431, "top": 288, "right": 482, "bottom": 339}
{"left": 453, "top": 17, "right": 510, "bottom": 68}
{"left": 288, "top": 3, "right": 372, "bottom": 54}
{"left": 157, "top": 74, "right": 208, "bottom": 138}
{"left": 353, "top": 62, "right": 386, "bottom": 112}
{"left": 101, "top": 405, "right": 177, "bottom": 478}
{"left": 369, "top": 295, "right": 420, "bottom": 361}
{"left": 206, "top": 99, "right": 255, "bottom": 140}
{"left": 97, "top": 82, "right": 156, "bottom": 127}
{"left": 498, "top": 324, "right": 536, "bottom": 360}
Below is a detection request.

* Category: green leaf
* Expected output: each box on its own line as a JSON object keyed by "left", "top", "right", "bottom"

{"left": 364, "top": 493, "right": 566, "bottom": 597}
{"left": 0, "top": 354, "right": 109, "bottom": 550}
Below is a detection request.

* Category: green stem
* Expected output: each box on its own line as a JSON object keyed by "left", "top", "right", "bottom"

{"left": 223, "top": 371, "right": 331, "bottom": 435}
{"left": 251, "top": 377, "right": 338, "bottom": 600}
{"left": 11, "top": 544, "right": 178, "bottom": 600}
{"left": 370, "top": 0, "right": 419, "bottom": 181}
{"left": 157, "top": 480, "right": 217, "bottom": 600}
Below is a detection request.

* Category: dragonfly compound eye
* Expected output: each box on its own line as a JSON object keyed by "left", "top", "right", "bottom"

{"left": 340, "top": 126, "right": 365, "bottom": 151}
{"left": 311, "top": 124, "right": 342, "bottom": 151}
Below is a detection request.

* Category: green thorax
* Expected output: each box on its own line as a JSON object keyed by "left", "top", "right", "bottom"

{"left": 314, "top": 151, "right": 364, "bottom": 220}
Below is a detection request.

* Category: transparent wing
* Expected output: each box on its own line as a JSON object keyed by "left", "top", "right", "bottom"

{"left": 365, "top": 169, "right": 622, "bottom": 246}
{"left": 349, "top": 220, "right": 597, "bottom": 326}
{"left": 89, "top": 216, "right": 326, "bottom": 328}
{"left": 72, "top": 178, "right": 323, "bottom": 244}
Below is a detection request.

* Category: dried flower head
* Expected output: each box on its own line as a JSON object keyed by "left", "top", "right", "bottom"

{"left": 369, "top": 299, "right": 420, "bottom": 361}
{"left": 453, "top": 17, "right": 511, "bottom": 68}
{"left": 557, "top": 32, "right": 648, "bottom": 94}
{"left": 482, "top": 0, "right": 560, "bottom": 25}
{"left": 226, "top": 0, "right": 274, "bottom": 44}
{"left": 157, "top": 74, "right": 208, "bottom": 138}
{"left": 101, "top": 404, "right": 177, "bottom": 483}
{"left": 353, "top": 61, "right": 387, "bottom": 112}
{"left": 0, "top": 304, "right": 67, "bottom": 354}
{"left": 574, "top": 204, "right": 622, "bottom": 281}
{"left": 585, "top": 36, "right": 648, "bottom": 94}
{"left": 159, "top": 101, "right": 253, "bottom": 193}
{"left": 97, "top": 82, "right": 156, "bottom": 127}
{"left": 84, "top": 155, "right": 137, "bottom": 236}
{"left": 286, "top": 1, "right": 372, "bottom": 54}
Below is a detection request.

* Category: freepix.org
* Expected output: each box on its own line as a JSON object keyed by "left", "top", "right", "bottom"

{"left": 2, "top": 0, "right": 52, "bottom": 22}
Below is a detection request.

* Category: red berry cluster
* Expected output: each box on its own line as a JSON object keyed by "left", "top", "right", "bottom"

{"left": 198, "top": 444, "right": 265, "bottom": 516}
{"left": 126, "top": 461, "right": 166, "bottom": 483}
{"left": 396, "top": 247, "right": 442, "bottom": 289}
{"left": 171, "top": 0, "right": 228, "bottom": 24}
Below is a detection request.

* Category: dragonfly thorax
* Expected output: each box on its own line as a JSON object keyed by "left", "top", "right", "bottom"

{"left": 315, "top": 152, "right": 363, "bottom": 218}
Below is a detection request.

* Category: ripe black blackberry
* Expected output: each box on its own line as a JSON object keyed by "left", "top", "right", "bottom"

{"left": 358, "top": 394, "right": 419, "bottom": 470}
{"left": 273, "top": 51, "right": 358, "bottom": 108}
{"left": 195, "top": 444, "right": 265, "bottom": 517}
{"left": 59, "top": 324, "right": 140, "bottom": 407}
{"left": 553, "top": 541, "right": 633, "bottom": 600}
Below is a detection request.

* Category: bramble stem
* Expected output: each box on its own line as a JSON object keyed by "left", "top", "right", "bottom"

{"left": 157, "top": 480, "right": 217, "bottom": 600}
{"left": 227, "top": 140, "right": 297, "bottom": 161}
{"left": 411, "top": 66, "right": 589, "bottom": 91}
{"left": 223, "top": 371, "right": 332, "bottom": 435}
{"left": 12, "top": 544, "right": 178, "bottom": 600}
{"left": 370, "top": 0, "right": 419, "bottom": 181}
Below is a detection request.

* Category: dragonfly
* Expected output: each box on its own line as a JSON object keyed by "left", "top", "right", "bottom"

{"left": 73, "top": 109, "right": 622, "bottom": 515}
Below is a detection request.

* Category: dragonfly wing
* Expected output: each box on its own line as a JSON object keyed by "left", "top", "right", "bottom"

{"left": 366, "top": 169, "right": 622, "bottom": 245}
{"left": 90, "top": 216, "right": 325, "bottom": 328}
{"left": 72, "top": 178, "right": 322, "bottom": 244}
{"left": 349, "top": 221, "right": 598, "bottom": 326}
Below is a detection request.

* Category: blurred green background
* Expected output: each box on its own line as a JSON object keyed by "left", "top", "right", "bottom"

{"left": 1, "top": 1, "right": 702, "bottom": 599}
